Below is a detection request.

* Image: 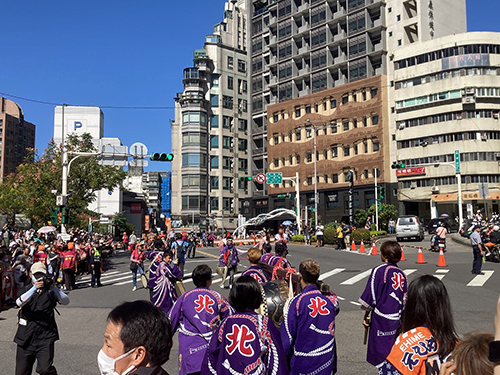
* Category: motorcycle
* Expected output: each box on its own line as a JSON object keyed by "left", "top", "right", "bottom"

{"left": 430, "top": 236, "right": 446, "bottom": 252}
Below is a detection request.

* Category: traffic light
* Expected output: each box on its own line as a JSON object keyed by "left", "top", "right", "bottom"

{"left": 150, "top": 153, "right": 174, "bottom": 162}
{"left": 238, "top": 176, "right": 252, "bottom": 181}
{"left": 391, "top": 161, "right": 406, "bottom": 169}
{"left": 379, "top": 186, "right": 385, "bottom": 200}
{"left": 61, "top": 207, "right": 70, "bottom": 225}
{"left": 49, "top": 208, "right": 59, "bottom": 226}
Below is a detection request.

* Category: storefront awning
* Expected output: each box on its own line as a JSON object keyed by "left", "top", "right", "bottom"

{"left": 432, "top": 191, "right": 500, "bottom": 202}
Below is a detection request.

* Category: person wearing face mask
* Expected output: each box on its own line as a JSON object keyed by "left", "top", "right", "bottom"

{"left": 14, "top": 262, "right": 69, "bottom": 375}
{"left": 98, "top": 300, "right": 173, "bottom": 375}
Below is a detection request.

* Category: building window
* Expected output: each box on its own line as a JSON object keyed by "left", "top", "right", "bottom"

{"left": 372, "top": 115, "right": 379, "bottom": 125}
{"left": 222, "top": 156, "right": 232, "bottom": 170}
{"left": 223, "top": 96, "right": 234, "bottom": 110}
{"left": 228, "top": 56, "right": 234, "bottom": 70}
{"left": 227, "top": 76, "right": 234, "bottom": 90}
{"left": 210, "top": 135, "right": 219, "bottom": 149}
{"left": 353, "top": 119, "right": 358, "bottom": 128}
{"left": 331, "top": 99, "right": 337, "bottom": 109}
{"left": 389, "top": 31, "right": 393, "bottom": 37}
{"left": 238, "top": 139, "right": 247, "bottom": 151}
{"left": 371, "top": 88, "right": 378, "bottom": 98}
{"left": 332, "top": 174, "right": 338, "bottom": 183}
{"left": 210, "top": 197, "right": 219, "bottom": 210}
{"left": 223, "top": 116, "right": 232, "bottom": 129}
{"left": 332, "top": 147, "right": 338, "bottom": 158}
{"left": 210, "top": 176, "right": 219, "bottom": 190}
{"left": 223, "top": 197, "right": 233, "bottom": 211}
{"left": 222, "top": 136, "right": 232, "bottom": 149}
{"left": 295, "top": 107, "right": 301, "bottom": 117}
{"left": 211, "top": 94, "right": 219, "bottom": 106}
{"left": 182, "top": 153, "right": 207, "bottom": 167}
{"left": 238, "top": 59, "right": 246, "bottom": 72}
{"left": 238, "top": 119, "right": 247, "bottom": 132}
{"left": 397, "top": 14, "right": 401, "bottom": 21}
{"left": 305, "top": 106, "right": 311, "bottom": 114}
{"left": 211, "top": 115, "right": 219, "bottom": 128}
{"left": 344, "top": 146, "right": 350, "bottom": 157}
{"left": 296, "top": 154, "right": 300, "bottom": 164}
{"left": 373, "top": 141, "right": 380, "bottom": 152}
{"left": 273, "top": 114, "right": 279, "bottom": 123}
{"left": 306, "top": 129, "right": 312, "bottom": 138}
{"left": 223, "top": 177, "right": 232, "bottom": 190}
{"left": 210, "top": 156, "right": 219, "bottom": 169}
{"left": 238, "top": 79, "right": 247, "bottom": 94}
{"left": 306, "top": 152, "right": 312, "bottom": 162}
{"left": 343, "top": 121, "right": 349, "bottom": 131}
{"left": 182, "top": 175, "right": 207, "bottom": 189}
{"left": 212, "top": 75, "right": 220, "bottom": 87}
{"left": 182, "top": 132, "right": 207, "bottom": 146}
{"left": 273, "top": 135, "right": 279, "bottom": 144}
{"left": 307, "top": 177, "right": 313, "bottom": 185}
{"left": 295, "top": 131, "right": 301, "bottom": 141}
{"left": 342, "top": 96, "right": 349, "bottom": 104}
{"left": 364, "top": 143, "right": 368, "bottom": 153}
{"left": 398, "top": 39, "right": 402, "bottom": 46}
{"left": 182, "top": 111, "right": 208, "bottom": 125}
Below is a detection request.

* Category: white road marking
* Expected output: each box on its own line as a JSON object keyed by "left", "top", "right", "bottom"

{"left": 340, "top": 269, "right": 372, "bottom": 285}
{"left": 434, "top": 275, "right": 445, "bottom": 280}
{"left": 76, "top": 274, "right": 131, "bottom": 285}
{"left": 403, "top": 269, "right": 417, "bottom": 276}
{"left": 337, "top": 296, "right": 345, "bottom": 301}
{"left": 321, "top": 268, "right": 346, "bottom": 279}
{"left": 350, "top": 301, "right": 361, "bottom": 306}
{"left": 78, "top": 271, "right": 120, "bottom": 281}
{"left": 435, "top": 269, "right": 449, "bottom": 274}
{"left": 467, "top": 270, "right": 494, "bottom": 287}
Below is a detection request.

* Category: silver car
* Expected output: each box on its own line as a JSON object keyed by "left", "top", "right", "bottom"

{"left": 396, "top": 215, "right": 425, "bottom": 241}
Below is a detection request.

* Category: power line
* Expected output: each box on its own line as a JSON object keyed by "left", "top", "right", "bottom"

{"left": 0, "top": 91, "right": 175, "bottom": 110}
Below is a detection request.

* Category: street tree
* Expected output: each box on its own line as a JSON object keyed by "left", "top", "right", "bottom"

{"left": 368, "top": 204, "right": 398, "bottom": 230}
{"left": 0, "top": 133, "right": 126, "bottom": 227}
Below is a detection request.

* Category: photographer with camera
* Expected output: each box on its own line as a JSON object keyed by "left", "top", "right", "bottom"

{"left": 14, "top": 262, "right": 69, "bottom": 375}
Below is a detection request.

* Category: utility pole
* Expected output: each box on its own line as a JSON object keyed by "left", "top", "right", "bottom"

{"left": 348, "top": 171, "right": 353, "bottom": 225}
{"left": 375, "top": 168, "right": 379, "bottom": 231}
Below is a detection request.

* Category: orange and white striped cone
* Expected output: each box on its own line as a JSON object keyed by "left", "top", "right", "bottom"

{"left": 351, "top": 239, "right": 357, "bottom": 251}
{"left": 371, "top": 241, "right": 379, "bottom": 256}
{"left": 437, "top": 249, "right": 447, "bottom": 267}
{"left": 416, "top": 246, "right": 427, "bottom": 264}
{"left": 400, "top": 245, "right": 406, "bottom": 261}
{"left": 359, "top": 240, "right": 366, "bottom": 254}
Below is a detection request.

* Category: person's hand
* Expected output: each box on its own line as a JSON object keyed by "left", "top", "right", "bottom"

{"left": 35, "top": 278, "right": 44, "bottom": 289}
{"left": 362, "top": 319, "right": 371, "bottom": 328}
{"left": 440, "top": 361, "right": 456, "bottom": 375}
{"left": 173, "top": 258, "right": 178, "bottom": 265}
{"left": 481, "top": 250, "right": 485, "bottom": 257}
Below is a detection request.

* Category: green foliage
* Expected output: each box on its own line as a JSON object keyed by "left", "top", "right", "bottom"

{"left": 292, "top": 234, "right": 305, "bottom": 242}
{"left": 310, "top": 214, "right": 322, "bottom": 229}
{"left": 0, "top": 133, "right": 127, "bottom": 227}
{"left": 311, "top": 235, "right": 317, "bottom": 242}
{"left": 368, "top": 204, "right": 398, "bottom": 230}
{"left": 351, "top": 228, "right": 371, "bottom": 243}
{"left": 323, "top": 228, "right": 337, "bottom": 244}
{"left": 325, "top": 221, "right": 340, "bottom": 229}
{"left": 355, "top": 209, "right": 368, "bottom": 227}
{"left": 113, "top": 212, "right": 135, "bottom": 238}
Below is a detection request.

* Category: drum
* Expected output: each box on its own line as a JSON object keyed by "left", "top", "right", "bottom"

{"left": 259, "top": 279, "right": 291, "bottom": 328}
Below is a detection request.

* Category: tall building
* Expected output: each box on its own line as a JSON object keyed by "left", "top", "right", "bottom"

{"left": 53, "top": 106, "right": 125, "bottom": 219}
{"left": 0, "top": 98, "right": 35, "bottom": 179}
{"left": 247, "top": 0, "right": 466, "bottom": 221}
{"left": 392, "top": 32, "right": 500, "bottom": 220}
{"left": 171, "top": 0, "right": 249, "bottom": 232}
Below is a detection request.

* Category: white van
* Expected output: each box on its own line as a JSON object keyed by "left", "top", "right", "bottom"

{"left": 396, "top": 215, "right": 425, "bottom": 241}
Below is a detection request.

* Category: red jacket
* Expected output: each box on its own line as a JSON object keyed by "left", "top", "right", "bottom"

{"left": 61, "top": 250, "right": 77, "bottom": 270}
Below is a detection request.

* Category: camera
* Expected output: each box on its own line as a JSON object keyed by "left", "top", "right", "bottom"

{"left": 41, "top": 275, "right": 54, "bottom": 290}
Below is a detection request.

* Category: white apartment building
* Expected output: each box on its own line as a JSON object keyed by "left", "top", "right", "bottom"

{"left": 171, "top": 0, "right": 250, "bottom": 232}
{"left": 392, "top": 32, "right": 500, "bottom": 220}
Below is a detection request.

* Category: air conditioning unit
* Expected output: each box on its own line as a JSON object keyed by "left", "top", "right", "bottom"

{"left": 481, "top": 134, "right": 488, "bottom": 141}
{"left": 398, "top": 121, "right": 405, "bottom": 130}
{"left": 410, "top": 182, "right": 417, "bottom": 189}
{"left": 494, "top": 112, "right": 499, "bottom": 119}
{"left": 421, "top": 141, "right": 428, "bottom": 147}
{"left": 431, "top": 186, "right": 440, "bottom": 193}
{"left": 495, "top": 153, "right": 500, "bottom": 160}
{"left": 462, "top": 96, "right": 476, "bottom": 104}
{"left": 465, "top": 87, "right": 475, "bottom": 95}
{"left": 457, "top": 112, "right": 463, "bottom": 120}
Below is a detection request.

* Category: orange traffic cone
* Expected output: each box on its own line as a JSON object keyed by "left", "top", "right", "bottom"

{"left": 351, "top": 239, "right": 357, "bottom": 251}
{"left": 359, "top": 240, "right": 366, "bottom": 254}
{"left": 400, "top": 245, "right": 406, "bottom": 261}
{"left": 437, "top": 249, "right": 447, "bottom": 267}
{"left": 201, "top": 243, "right": 204, "bottom": 248}
{"left": 239, "top": 240, "right": 244, "bottom": 246}
{"left": 416, "top": 246, "right": 427, "bottom": 264}
{"left": 371, "top": 241, "right": 379, "bottom": 256}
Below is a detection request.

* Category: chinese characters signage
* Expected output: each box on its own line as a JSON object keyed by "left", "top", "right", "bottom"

{"left": 396, "top": 167, "right": 426, "bottom": 177}
{"left": 442, "top": 54, "right": 490, "bottom": 70}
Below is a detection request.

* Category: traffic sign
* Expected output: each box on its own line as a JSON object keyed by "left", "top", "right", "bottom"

{"left": 256, "top": 173, "right": 266, "bottom": 184}
{"left": 455, "top": 150, "right": 460, "bottom": 173}
{"left": 266, "top": 172, "right": 283, "bottom": 184}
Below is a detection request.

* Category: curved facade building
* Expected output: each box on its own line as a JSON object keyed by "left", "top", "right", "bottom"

{"left": 392, "top": 32, "right": 500, "bottom": 220}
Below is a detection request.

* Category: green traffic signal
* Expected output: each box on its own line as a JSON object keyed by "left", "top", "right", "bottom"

{"left": 238, "top": 176, "right": 252, "bottom": 181}
{"left": 379, "top": 186, "right": 385, "bottom": 200}
{"left": 391, "top": 162, "right": 406, "bottom": 169}
{"left": 150, "top": 153, "right": 174, "bottom": 162}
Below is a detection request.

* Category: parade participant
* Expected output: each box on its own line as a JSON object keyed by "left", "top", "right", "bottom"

{"left": 130, "top": 243, "right": 146, "bottom": 292}
{"left": 202, "top": 276, "right": 288, "bottom": 375}
{"left": 60, "top": 244, "right": 77, "bottom": 290}
{"left": 33, "top": 245, "right": 48, "bottom": 265}
{"left": 169, "top": 265, "right": 233, "bottom": 375}
{"left": 241, "top": 247, "right": 268, "bottom": 285}
{"left": 218, "top": 237, "right": 239, "bottom": 289}
{"left": 14, "top": 262, "right": 69, "bottom": 375}
{"left": 90, "top": 241, "right": 103, "bottom": 288}
{"left": 358, "top": 240, "right": 407, "bottom": 368}
{"left": 471, "top": 225, "right": 485, "bottom": 275}
{"left": 280, "top": 259, "right": 340, "bottom": 375}
{"left": 146, "top": 248, "right": 183, "bottom": 314}
{"left": 275, "top": 227, "right": 289, "bottom": 254}
{"left": 98, "top": 300, "right": 173, "bottom": 375}
{"left": 380, "top": 275, "right": 459, "bottom": 375}
{"left": 262, "top": 243, "right": 291, "bottom": 269}
{"left": 172, "top": 234, "right": 189, "bottom": 275}
{"left": 129, "top": 231, "right": 137, "bottom": 251}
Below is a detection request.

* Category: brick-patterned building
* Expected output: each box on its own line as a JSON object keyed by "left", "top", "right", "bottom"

{"left": 263, "top": 75, "right": 396, "bottom": 224}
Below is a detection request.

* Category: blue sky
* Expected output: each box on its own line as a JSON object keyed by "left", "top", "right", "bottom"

{"left": 0, "top": 0, "right": 498, "bottom": 171}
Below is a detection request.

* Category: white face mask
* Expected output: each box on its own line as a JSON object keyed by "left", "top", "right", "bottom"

{"left": 97, "top": 348, "right": 136, "bottom": 375}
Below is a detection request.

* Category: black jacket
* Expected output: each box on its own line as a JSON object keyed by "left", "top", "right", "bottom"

{"left": 13, "top": 286, "right": 59, "bottom": 348}
{"left": 133, "top": 366, "right": 170, "bottom": 375}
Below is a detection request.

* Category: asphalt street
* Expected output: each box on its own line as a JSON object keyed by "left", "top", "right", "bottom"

{"left": 0, "top": 234, "right": 498, "bottom": 375}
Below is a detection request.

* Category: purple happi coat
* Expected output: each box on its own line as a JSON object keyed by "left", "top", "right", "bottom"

{"left": 358, "top": 263, "right": 408, "bottom": 367}
{"left": 280, "top": 284, "right": 340, "bottom": 375}
{"left": 261, "top": 254, "right": 291, "bottom": 269}
{"left": 241, "top": 265, "right": 268, "bottom": 285}
{"left": 146, "top": 250, "right": 183, "bottom": 314}
{"left": 169, "top": 287, "right": 233, "bottom": 375}
{"left": 201, "top": 309, "right": 289, "bottom": 375}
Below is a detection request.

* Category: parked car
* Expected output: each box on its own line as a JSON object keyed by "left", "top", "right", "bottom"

{"left": 427, "top": 217, "right": 459, "bottom": 234}
{"left": 396, "top": 215, "right": 425, "bottom": 241}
